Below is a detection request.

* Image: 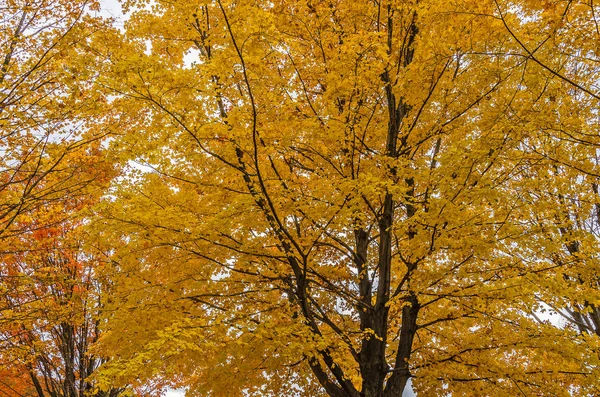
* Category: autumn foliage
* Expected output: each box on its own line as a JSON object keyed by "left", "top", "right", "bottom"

{"left": 3, "top": 0, "right": 600, "bottom": 396}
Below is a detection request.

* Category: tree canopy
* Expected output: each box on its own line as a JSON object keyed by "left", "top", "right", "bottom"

{"left": 3, "top": 0, "right": 600, "bottom": 396}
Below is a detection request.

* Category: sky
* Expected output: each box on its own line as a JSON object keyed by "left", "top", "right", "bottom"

{"left": 164, "top": 389, "right": 186, "bottom": 397}
{"left": 98, "top": 0, "right": 122, "bottom": 16}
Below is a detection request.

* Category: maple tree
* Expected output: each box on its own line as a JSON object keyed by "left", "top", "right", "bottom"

{"left": 0, "top": 179, "right": 119, "bottom": 397}
{"left": 6, "top": 0, "right": 599, "bottom": 396}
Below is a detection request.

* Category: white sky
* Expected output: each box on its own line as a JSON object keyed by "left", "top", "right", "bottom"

{"left": 98, "top": 0, "right": 124, "bottom": 20}
{"left": 164, "top": 388, "right": 186, "bottom": 397}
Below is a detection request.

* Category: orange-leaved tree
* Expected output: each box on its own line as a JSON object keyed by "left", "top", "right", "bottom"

{"left": 88, "top": 0, "right": 600, "bottom": 396}
{"left": 0, "top": 139, "right": 129, "bottom": 397}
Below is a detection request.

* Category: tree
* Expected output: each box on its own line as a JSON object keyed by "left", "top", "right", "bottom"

{"left": 0, "top": 138, "right": 128, "bottom": 397}
{"left": 89, "top": 0, "right": 600, "bottom": 396}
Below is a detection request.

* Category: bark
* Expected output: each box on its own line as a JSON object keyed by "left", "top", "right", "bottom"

{"left": 358, "top": 12, "right": 419, "bottom": 397}
{"left": 383, "top": 294, "right": 420, "bottom": 397}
